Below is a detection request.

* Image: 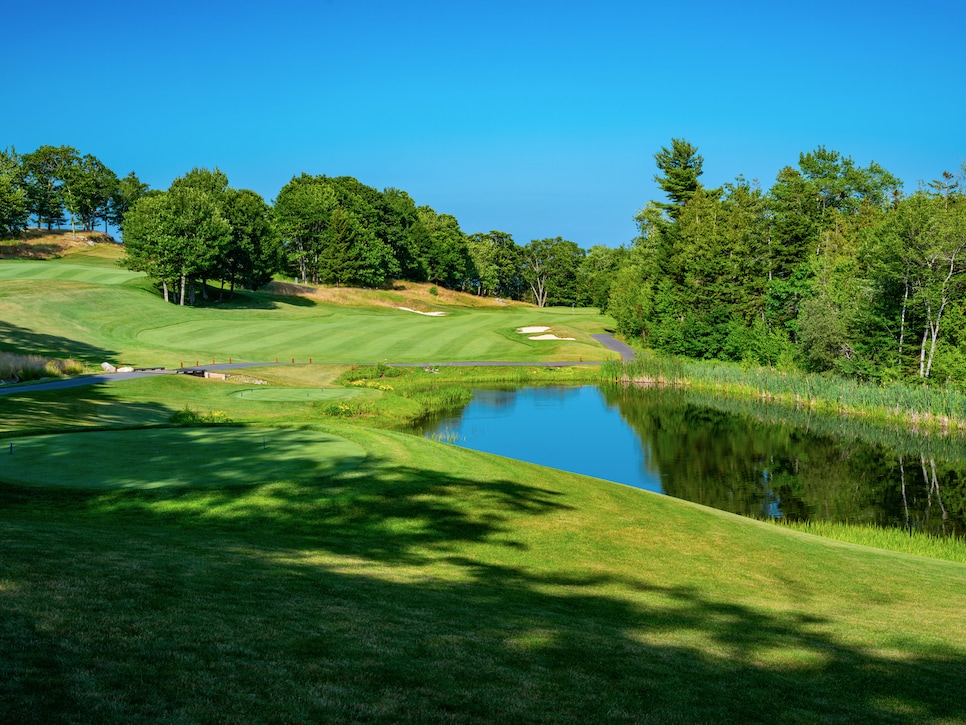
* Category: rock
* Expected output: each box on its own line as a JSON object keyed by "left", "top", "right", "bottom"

{"left": 117, "top": 366, "right": 134, "bottom": 373}
{"left": 101, "top": 362, "right": 117, "bottom": 373}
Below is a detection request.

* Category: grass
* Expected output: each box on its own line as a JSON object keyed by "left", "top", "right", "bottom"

{"left": 0, "top": 427, "right": 366, "bottom": 489}
{"left": 2, "top": 420, "right": 966, "bottom": 723}
{"left": 2, "top": 244, "right": 966, "bottom": 722}
{"left": 609, "top": 353, "right": 966, "bottom": 434}
{"left": 0, "top": 248, "right": 615, "bottom": 366}
{"left": 771, "top": 518, "right": 966, "bottom": 564}
{"left": 0, "top": 351, "right": 84, "bottom": 382}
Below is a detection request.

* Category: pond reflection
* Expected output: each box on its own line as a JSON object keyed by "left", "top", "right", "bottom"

{"left": 413, "top": 385, "right": 966, "bottom": 537}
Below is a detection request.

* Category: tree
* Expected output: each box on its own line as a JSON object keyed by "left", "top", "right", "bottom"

{"left": 120, "top": 171, "right": 231, "bottom": 305}
{"left": 108, "top": 172, "right": 149, "bottom": 232}
{"left": 466, "top": 231, "right": 522, "bottom": 298}
{"left": 415, "top": 206, "right": 472, "bottom": 288}
{"left": 220, "top": 188, "right": 283, "bottom": 295}
{"left": 0, "top": 147, "right": 29, "bottom": 238}
{"left": 21, "top": 144, "right": 77, "bottom": 230}
{"left": 577, "top": 244, "right": 630, "bottom": 310}
{"left": 274, "top": 174, "right": 337, "bottom": 284}
{"left": 62, "top": 154, "right": 119, "bottom": 232}
{"left": 653, "top": 138, "right": 704, "bottom": 218}
{"left": 521, "top": 237, "right": 584, "bottom": 307}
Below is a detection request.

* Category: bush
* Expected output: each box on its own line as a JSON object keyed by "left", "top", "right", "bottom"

{"left": 169, "top": 408, "right": 233, "bottom": 425}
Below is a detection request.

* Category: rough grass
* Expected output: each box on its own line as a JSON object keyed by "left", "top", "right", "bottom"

{"left": 0, "top": 229, "right": 117, "bottom": 259}
{"left": 772, "top": 518, "right": 966, "bottom": 564}
{"left": 609, "top": 354, "right": 966, "bottom": 435}
{"left": 266, "top": 279, "right": 520, "bottom": 310}
{"left": 0, "top": 351, "right": 84, "bottom": 382}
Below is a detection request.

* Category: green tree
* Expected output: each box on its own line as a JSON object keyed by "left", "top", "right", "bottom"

{"left": 22, "top": 144, "right": 77, "bottom": 230}
{"left": 108, "top": 172, "right": 150, "bottom": 232}
{"left": 62, "top": 154, "right": 119, "bottom": 232}
{"left": 274, "top": 174, "right": 337, "bottom": 284}
{"left": 653, "top": 138, "right": 704, "bottom": 218}
{"left": 576, "top": 244, "right": 630, "bottom": 310}
{"left": 466, "top": 231, "right": 522, "bottom": 298}
{"left": 415, "top": 206, "right": 472, "bottom": 288}
{"left": 220, "top": 188, "right": 283, "bottom": 296}
{"left": 0, "top": 147, "right": 29, "bottom": 238}
{"left": 521, "top": 237, "right": 584, "bottom": 307}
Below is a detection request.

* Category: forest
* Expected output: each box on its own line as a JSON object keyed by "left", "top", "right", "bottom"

{"left": 2, "top": 141, "right": 965, "bottom": 385}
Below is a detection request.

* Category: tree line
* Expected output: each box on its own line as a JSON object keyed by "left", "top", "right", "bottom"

{"left": 1, "top": 145, "right": 617, "bottom": 308}
{"left": 609, "top": 139, "right": 966, "bottom": 384}
{"left": 0, "top": 145, "right": 146, "bottom": 238}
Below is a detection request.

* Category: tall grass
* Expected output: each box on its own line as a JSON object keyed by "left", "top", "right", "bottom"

{"left": 772, "top": 519, "right": 966, "bottom": 564}
{"left": 606, "top": 354, "right": 966, "bottom": 434}
{"left": 0, "top": 352, "right": 84, "bottom": 383}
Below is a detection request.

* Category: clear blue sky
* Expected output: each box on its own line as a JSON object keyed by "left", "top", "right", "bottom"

{"left": 5, "top": 0, "right": 964, "bottom": 247}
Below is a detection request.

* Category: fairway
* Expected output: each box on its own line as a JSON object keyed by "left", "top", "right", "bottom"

{"left": 0, "top": 428, "right": 366, "bottom": 489}
{"left": 0, "top": 261, "right": 145, "bottom": 285}
{"left": 136, "top": 308, "right": 611, "bottom": 363}
{"left": 229, "top": 387, "right": 364, "bottom": 402}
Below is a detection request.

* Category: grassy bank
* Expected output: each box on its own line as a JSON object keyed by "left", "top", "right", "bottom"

{"left": 608, "top": 354, "right": 966, "bottom": 434}
{"left": 3, "top": 419, "right": 966, "bottom": 723}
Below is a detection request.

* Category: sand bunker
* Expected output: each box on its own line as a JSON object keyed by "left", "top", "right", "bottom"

{"left": 398, "top": 307, "right": 446, "bottom": 316}
{"left": 528, "top": 334, "right": 576, "bottom": 341}
{"left": 517, "top": 326, "right": 550, "bottom": 333}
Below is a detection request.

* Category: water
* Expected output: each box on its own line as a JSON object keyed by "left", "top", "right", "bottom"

{"left": 414, "top": 385, "right": 966, "bottom": 537}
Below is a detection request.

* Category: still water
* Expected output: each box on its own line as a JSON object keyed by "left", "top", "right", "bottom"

{"left": 415, "top": 385, "right": 966, "bottom": 537}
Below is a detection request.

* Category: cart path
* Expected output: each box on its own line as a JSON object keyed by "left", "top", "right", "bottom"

{"left": 0, "top": 335, "right": 635, "bottom": 396}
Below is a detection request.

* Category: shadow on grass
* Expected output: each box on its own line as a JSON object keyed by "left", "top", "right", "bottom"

{"left": 0, "top": 380, "right": 175, "bottom": 435}
{"left": 200, "top": 287, "right": 317, "bottom": 310}
{"left": 1, "top": 455, "right": 965, "bottom": 722}
{"left": 0, "top": 320, "right": 118, "bottom": 365}
{"left": 63, "top": 455, "right": 573, "bottom": 562}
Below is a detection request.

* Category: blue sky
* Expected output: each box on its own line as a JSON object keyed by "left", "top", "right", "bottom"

{"left": 5, "top": 0, "right": 964, "bottom": 247}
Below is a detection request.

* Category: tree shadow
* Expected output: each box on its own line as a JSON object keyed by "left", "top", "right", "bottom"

{"left": 79, "top": 454, "right": 573, "bottom": 563}
{"left": 203, "top": 288, "right": 317, "bottom": 310}
{"left": 0, "top": 380, "right": 177, "bottom": 435}
{"left": 0, "top": 320, "right": 117, "bottom": 364}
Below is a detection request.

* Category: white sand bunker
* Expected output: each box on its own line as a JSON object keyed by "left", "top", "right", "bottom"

{"left": 517, "top": 326, "right": 575, "bottom": 340}
{"left": 398, "top": 307, "right": 446, "bottom": 316}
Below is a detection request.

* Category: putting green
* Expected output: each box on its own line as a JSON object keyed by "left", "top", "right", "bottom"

{"left": 229, "top": 387, "right": 365, "bottom": 402}
{"left": 0, "top": 428, "right": 366, "bottom": 490}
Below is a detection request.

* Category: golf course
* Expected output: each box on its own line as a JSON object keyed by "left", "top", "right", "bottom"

{"left": 2, "top": 239, "right": 966, "bottom": 724}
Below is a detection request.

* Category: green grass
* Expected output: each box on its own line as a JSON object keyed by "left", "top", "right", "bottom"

{"left": 0, "top": 260, "right": 145, "bottom": 284}
{"left": 3, "top": 253, "right": 966, "bottom": 722}
{"left": 0, "top": 427, "right": 366, "bottom": 489}
{"left": 0, "top": 253, "right": 616, "bottom": 366}
{"left": 2, "top": 421, "right": 965, "bottom": 723}
{"left": 772, "top": 518, "right": 966, "bottom": 564}
{"left": 609, "top": 353, "right": 966, "bottom": 433}
{"left": 228, "top": 387, "right": 365, "bottom": 402}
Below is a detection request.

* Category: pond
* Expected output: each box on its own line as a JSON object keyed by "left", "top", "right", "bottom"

{"left": 413, "top": 385, "right": 966, "bottom": 538}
